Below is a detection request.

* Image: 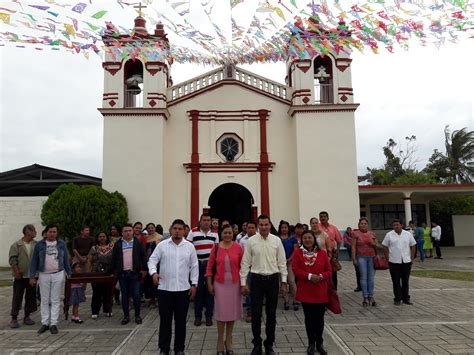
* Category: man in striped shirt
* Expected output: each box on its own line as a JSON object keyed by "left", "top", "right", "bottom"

{"left": 186, "top": 213, "right": 218, "bottom": 326}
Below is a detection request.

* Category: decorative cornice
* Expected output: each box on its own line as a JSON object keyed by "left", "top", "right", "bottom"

{"left": 102, "top": 61, "right": 123, "bottom": 76}
{"left": 186, "top": 110, "right": 270, "bottom": 119}
{"left": 98, "top": 108, "right": 170, "bottom": 119}
{"left": 145, "top": 61, "right": 166, "bottom": 76}
{"left": 183, "top": 162, "right": 275, "bottom": 173}
{"left": 288, "top": 104, "right": 359, "bottom": 116}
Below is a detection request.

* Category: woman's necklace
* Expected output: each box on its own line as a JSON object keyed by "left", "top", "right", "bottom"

{"left": 303, "top": 249, "right": 318, "bottom": 267}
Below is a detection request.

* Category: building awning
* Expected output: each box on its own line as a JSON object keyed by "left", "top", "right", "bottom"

{"left": 359, "top": 184, "right": 474, "bottom": 199}
{"left": 0, "top": 164, "right": 102, "bottom": 196}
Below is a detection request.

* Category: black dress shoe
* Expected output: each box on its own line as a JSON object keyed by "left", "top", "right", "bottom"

{"left": 265, "top": 346, "right": 276, "bottom": 355}
{"left": 50, "top": 325, "right": 58, "bottom": 334}
{"left": 316, "top": 343, "right": 327, "bottom": 355}
{"left": 307, "top": 343, "right": 315, "bottom": 354}
{"left": 135, "top": 316, "right": 142, "bottom": 324}
{"left": 159, "top": 352, "right": 169, "bottom": 355}
{"left": 403, "top": 300, "right": 413, "bottom": 305}
{"left": 175, "top": 352, "right": 185, "bottom": 355}
{"left": 37, "top": 324, "right": 49, "bottom": 334}
{"left": 354, "top": 287, "right": 362, "bottom": 292}
{"left": 250, "top": 346, "right": 262, "bottom": 355}
{"left": 394, "top": 300, "right": 401, "bottom": 305}
{"left": 121, "top": 317, "right": 130, "bottom": 325}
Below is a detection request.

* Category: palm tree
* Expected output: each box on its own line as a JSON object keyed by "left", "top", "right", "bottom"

{"left": 425, "top": 126, "right": 474, "bottom": 183}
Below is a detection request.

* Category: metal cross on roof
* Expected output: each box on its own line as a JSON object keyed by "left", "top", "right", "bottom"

{"left": 134, "top": 2, "right": 147, "bottom": 17}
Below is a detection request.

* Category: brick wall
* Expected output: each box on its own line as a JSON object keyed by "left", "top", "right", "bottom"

{"left": 0, "top": 196, "right": 47, "bottom": 267}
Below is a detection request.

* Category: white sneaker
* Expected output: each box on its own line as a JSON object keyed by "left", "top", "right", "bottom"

{"left": 91, "top": 314, "right": 98, "bottom": 319}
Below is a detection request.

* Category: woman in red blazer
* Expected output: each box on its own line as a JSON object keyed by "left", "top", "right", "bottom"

{"left": 292, "top": 230, "right": 332, "bottom": 355}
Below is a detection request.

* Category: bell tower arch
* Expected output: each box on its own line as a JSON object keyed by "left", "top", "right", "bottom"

{"left": 287, "top": 19, "right": 360, "bottom": 227}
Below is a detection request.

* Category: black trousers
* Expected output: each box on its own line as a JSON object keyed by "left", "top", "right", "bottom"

{"left": 91, "top": 282, "right": 112, "bottom": 315}
{"left": 388, "top": 262, "right": 412, "bottom": 302}
{"left": 11, "top": 278, "right": 37, "bottom": 318}
{"left": 332, "top": 271, "right": 338, "bottom": 290}
{"left": 158, "top": 289, "right": 190, "bottom": 353}
{"left": 250, "top": 273, "right": 279, "bottom": 348}
{"left": 194, "top": 260, "right": 214, "bottom": 320}
{"left": 434, "top": 239, "right": 442, "bottom": 257}
{"left": 301, "top": 302, "right": 326, "bottom": 346}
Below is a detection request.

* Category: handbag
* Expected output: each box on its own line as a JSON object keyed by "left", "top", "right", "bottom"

{"left": 373, "top": 255, "right": 389, "bottom": 270}
{"left": 330, "top": 257, "right": 342, "bottom": 272}
{"left": 327, "top": 278, "right": 342, "bottom": 314}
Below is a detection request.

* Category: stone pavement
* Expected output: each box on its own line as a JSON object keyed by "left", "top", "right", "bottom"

{"left": 0, "top": 247, "right": 473, "bottom": 355}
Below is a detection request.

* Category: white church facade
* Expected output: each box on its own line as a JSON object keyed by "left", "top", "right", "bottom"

{"left": 99, "top": 16, "right": 360, "bottom": 228}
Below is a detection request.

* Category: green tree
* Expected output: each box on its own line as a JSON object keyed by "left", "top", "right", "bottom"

{"left": 367, "top": 136, "right": 418, "bottom": 185}
{"left": 41, "top": 184, "right": 128, "bottom": 244}
{"left": 393, "top": 171, "right": 437, "bottom": 185}
{"left": 425, "top": 126, "right": 474, "bottom": 183}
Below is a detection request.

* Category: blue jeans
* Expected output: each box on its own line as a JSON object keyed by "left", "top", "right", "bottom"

{"left": 195, "top": 261, "right": 214, "bottom": 320}
{"left": 357, "top": 256, "right": 375, "bottom": 298}
{"left": 417, "top": 240, "right": 425, "bottom": 261}
{"left": 118, "top": 271, "right": 141, "bottom": 318}
{"left": 346, "top": 246, "right": 361, "bottom": 290}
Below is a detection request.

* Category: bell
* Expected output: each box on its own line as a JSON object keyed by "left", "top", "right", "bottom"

{"left": 127, "top": 81, "right": 141, "bottom": 95}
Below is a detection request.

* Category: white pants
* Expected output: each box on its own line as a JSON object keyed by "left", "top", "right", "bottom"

{"left": 38, "top": 271, "right": 64, "bottom": 326}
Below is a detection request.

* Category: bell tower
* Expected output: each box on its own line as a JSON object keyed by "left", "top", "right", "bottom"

{"left": 287, "top": 19, "right": 360, "bottom": 228}
{"left": 99, "top": 10, "right": 170, "bottom": 223}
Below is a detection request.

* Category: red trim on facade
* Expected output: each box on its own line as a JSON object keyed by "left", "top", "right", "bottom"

{"left": 259, "top": 110, "right": 270, "bottom": 216}
{"left": 335, "top": 58, "right": 352, "bottom": 72}
{"left": 294, "top": 59, "right": 312, "bottom": 73}
{"left": 359, "top": 184, "right": 474, "bottom": 190}
{"left": 183, "top": 162, "right": 275, "bottom": 173}
{"left": 168, "top": 81, "right": 290, "bottom": 107}
{"left": 102, "top": 62, "right": 122, "bottom": 76}
{"left": 251, "top": 206, "right": 258, "bottom": 223}
{"left": 190, "top": 110, "right": 200, "bottom": 227}
{"left": 145, "top": 61, "right": 166, "bottom": 76}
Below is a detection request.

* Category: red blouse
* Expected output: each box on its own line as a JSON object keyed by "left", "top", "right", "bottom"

{"left": 292, "top": 248, "right": 332, "bottom": 304}
{"left": 352, "top": 230, "right": 377, "bottom": 257}
{"left": 205, "top": 242, "right": 243, "bottom": 284}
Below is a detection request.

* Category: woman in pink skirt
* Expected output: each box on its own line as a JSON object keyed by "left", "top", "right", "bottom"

{"left": 206, "top": 224, "right": 243, "bottom": 355}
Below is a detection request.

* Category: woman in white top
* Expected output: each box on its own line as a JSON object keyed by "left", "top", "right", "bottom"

{"left": 309, "top": 218, "right": 330, "bottom": 253}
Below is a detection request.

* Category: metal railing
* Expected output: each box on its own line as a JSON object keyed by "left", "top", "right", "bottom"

{"left": 314, "top": 83, "right": 334, "bottom": 104}
{"left": 124, "top": 90, "right": 144, "bottom": 108}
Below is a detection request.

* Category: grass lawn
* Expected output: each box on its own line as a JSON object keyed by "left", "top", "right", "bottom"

{"left": 411, "top": 270, "right": 474, "bottom": 282}
{"left": 0, "top": 279, "right": 12, "bottom": 287}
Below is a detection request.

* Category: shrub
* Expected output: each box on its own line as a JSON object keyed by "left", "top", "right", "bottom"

{"left": 41, "top": 184, "right": 128, "bottom": 244}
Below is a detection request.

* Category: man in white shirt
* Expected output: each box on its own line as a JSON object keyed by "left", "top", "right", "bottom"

{"left": 382, "top": 219, "right": 416, "bottom": 306}
{"left": 431, "top": 221, "right": 443, "bottom": 259}
{"left": 148, "top": 219, "right": 199, "bottom": 355}
{"left": 240, "top": 215, "right": 288, "bottom": 355}
{"left": 236, "top": 222, "right": 248, "bottom": 243}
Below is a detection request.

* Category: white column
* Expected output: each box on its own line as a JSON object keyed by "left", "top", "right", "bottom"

{"left": 403, "top": 192, "right": 412, "bottom": 225}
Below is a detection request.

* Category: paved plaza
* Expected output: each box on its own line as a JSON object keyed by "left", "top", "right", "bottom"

{"left": 0, "top": 247, "right": 473, "bottom": 355}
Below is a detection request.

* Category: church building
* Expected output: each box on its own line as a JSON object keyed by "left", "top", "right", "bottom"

{"left": 99, "top": 15, "right": 360, "bottom": 229}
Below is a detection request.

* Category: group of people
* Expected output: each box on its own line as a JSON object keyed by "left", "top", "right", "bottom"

{"left": 8, "top": 212, "right": 443, "bottom": 355}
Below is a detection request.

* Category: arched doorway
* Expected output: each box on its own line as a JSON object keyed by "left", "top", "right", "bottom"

{"left": 208, "top": 183, "right": 253, "bottom": 227}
